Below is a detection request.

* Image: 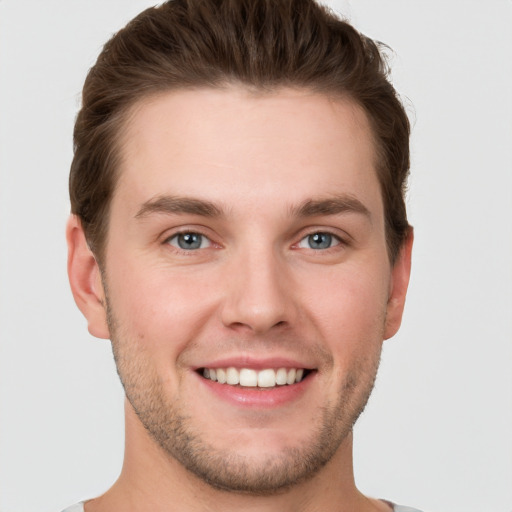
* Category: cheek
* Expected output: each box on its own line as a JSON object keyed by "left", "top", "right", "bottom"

{"left": 301, "top": 261, "right": 390, "bottom": 351}
{"left": 105, "top": 259, "right": 220, "bottom": 357}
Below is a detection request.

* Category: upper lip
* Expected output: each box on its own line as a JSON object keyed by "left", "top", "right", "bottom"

{"left": 192, "top": 355, "right": 315, "bottom": 371}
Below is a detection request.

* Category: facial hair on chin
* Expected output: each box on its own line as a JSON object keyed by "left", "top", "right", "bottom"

{"left": 105, "top": 292, "right": 382, "bottom": 495}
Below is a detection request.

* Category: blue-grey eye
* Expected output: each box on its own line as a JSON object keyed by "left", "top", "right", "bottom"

{"left": 168, "top": 232, "right": 211, "bottom": 250}
{"left": 298, "top": 232, "right": 340, "bottom": 250}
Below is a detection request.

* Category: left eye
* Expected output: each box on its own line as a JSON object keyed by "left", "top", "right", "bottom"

{"left": 167, "top": 232, "right": 212, "bottom": 250}
{"left": 297, "top": 232, "right": 340, "bottom": 250}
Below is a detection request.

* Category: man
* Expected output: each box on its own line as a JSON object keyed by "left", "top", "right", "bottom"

{"left": 64, "top": 0, "right": 417, "bottom": 511}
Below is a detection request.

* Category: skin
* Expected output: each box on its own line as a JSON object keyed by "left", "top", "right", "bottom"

{"left": 67, "top": 86, "right": 413, "bottom": 512}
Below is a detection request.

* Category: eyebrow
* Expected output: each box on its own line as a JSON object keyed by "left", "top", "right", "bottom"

{"left": 291, "top": 195, "right": 371, "bottom": 219}
{"left": 134, "top": 194, "right": 370, "bottom": 221}
{"left": 135, "top": 195, "right": 223, "bottom": 219}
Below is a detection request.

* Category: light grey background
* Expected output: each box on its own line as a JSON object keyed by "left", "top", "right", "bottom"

{"left": 0, "top": 1, "right": 511, "bottom": 511}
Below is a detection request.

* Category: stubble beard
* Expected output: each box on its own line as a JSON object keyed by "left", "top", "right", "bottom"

{"left": 106, "top": 296, "right": 382, "bottom": 496}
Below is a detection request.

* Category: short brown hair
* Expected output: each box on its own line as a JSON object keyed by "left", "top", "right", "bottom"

{"left": 70, "top": 0, "right": 410, "bottom": 264}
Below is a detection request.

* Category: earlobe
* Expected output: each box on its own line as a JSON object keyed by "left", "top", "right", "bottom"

{"left": 66, "top": 215, "right": 110, "bottom": 339}
{"left": 384, "top": 227, "right": 413, "bottom": 340}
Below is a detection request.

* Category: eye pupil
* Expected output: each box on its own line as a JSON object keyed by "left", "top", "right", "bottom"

{"left": 308, "top": 233, "right": 332, "bottom": 249}
{"left": 178, "top": 233, "right": 202, "bottom": 250}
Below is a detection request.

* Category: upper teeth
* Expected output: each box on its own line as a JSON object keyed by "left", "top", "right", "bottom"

{"left": 202, "top": 367, "right": 305, "bottom": 388}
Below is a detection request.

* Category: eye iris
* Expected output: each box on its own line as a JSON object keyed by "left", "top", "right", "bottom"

{"left": 308, "top": 233, "right": 332, "bottom": 249}
{"left": 178, "top": 233, "right": 202, "bottom": 250}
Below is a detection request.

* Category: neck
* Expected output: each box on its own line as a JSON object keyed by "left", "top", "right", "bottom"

{"left": 85, "top": 400, "right": 386, "bottom": 512}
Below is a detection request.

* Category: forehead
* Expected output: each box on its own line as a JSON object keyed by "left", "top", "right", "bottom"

{"left": 115, "top": 86, "right": 382, "bottom": 217}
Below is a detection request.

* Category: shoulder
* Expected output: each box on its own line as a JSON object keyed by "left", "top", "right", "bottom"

{"left": 393, "top": 505, "right": 424, "bottom": 512}
{"left": 61, "top": 503, "right": 85, "bottom": 512}
{"left": 60, "top": 500, "right": 424, "bottom": 512}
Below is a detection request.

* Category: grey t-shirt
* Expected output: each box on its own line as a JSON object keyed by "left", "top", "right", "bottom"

{"left": 62, "top": 501, "right": 424, "bottom": 512}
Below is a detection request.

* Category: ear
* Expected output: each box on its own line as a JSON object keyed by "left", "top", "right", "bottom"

{"left": 384, "top": 227, "right": 413, "bottom": 340}
{"left": 66, "top": 215, "right": 110, "bottom": 339}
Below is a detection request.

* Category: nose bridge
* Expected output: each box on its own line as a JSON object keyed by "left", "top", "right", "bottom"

{"left": 220, "top": 239, "right": 294, "bottom": 333}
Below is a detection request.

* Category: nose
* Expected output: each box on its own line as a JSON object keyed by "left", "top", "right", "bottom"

{"left": 220, "top": 247, "right": 297, "bottom": 334}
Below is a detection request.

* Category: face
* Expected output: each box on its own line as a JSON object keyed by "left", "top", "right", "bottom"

{"left": 82, "top": 87, "right": 410, "bottom": 494}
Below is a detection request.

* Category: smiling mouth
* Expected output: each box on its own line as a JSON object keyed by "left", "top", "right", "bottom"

{"left": 199, "top": 367, "right": 311, "bottom": 388}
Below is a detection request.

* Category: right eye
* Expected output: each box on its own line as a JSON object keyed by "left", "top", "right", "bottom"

{"left": 166, "top": 232, "right": 212, "bottom": 251}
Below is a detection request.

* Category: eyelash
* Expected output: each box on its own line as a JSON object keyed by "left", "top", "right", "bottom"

{"left": 165, "top": 230, "right": 214, "bottom": 253}
{"left": 296, "top": 231, "right": 344, "bottom": 251}
{"left": 164, "top": 229, "right": 347, "bottom": 254}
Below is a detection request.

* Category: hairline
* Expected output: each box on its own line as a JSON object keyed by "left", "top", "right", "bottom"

{"left": 91, "top": 82, "right": 399, "bottom": 266}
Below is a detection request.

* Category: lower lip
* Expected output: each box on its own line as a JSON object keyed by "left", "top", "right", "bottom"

{"left": 196, "top": 372, "right": 313, "bottom": 408}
